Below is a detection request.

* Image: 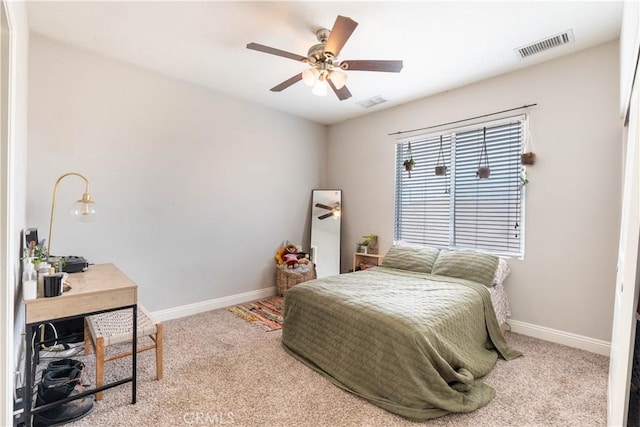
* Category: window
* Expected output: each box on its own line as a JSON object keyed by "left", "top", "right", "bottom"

{"left": 395, "top": 115, "right": 526, "bottom": 257}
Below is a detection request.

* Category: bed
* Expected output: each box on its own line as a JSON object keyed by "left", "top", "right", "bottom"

{"left": 282, "top": 246, "right": 521, "bottom": 420}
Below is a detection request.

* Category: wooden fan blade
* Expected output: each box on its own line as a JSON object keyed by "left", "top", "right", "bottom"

{"left": 327, "top": 78, "right": 352, "bottom": 101}
{"left": 340, "top": 60, "right": 404, "bottom": 72}
{"left": 315, "top": 203, "right": 334, "bottom": 210}
{"left": 323, "top": 15, "right": 358, "bottom": 58}
{"left": 270, "top": 73, "right": 303, "bottom": 92}
{"left": 246, "top": 42, "right": 307, "bottom": 62}
{"left": 318, "top": 212, "right": 334, "bottom": 220}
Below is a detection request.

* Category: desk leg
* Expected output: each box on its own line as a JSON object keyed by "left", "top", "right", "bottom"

{"left": 132, "top": 304, "right": 137, "bottom": 404}
{"left": 24, "top": 323, "right": 35, "bottom": 427}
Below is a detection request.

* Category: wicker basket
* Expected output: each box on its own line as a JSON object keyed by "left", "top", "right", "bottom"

{"left": 276, "top": 263, "right": 316, "bottom": 296}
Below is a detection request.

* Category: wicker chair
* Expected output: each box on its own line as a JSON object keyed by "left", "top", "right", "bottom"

{"left": 84, "top": 305, "right": 163, "bottom": 400}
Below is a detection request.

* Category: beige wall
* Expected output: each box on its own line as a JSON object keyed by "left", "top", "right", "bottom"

{"left": 328, "top": 41, "right": 622, "bottom": 342}
{"left": 27, "top": 34, "right": 327, "bottom": 312}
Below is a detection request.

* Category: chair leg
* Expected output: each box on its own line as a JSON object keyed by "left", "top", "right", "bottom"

{"left": 155, "top": 324, "right": 163, "bottom": 380}
{"left": 95, "top": 336, "right": 105, "bottom": 401}
{"left": 83, "top": 318, "right": 91, "bottom": 356}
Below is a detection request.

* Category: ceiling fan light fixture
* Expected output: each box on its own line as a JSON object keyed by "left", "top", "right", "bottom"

{"left": 312, "top": 74, "right": 328, "bottom": 96}
{"left": 302, "top": 68, "right": 320, "bottom": 87}
{"left": 328, "top": 70, "right": 347, "bottom": 89}
{"left": 311, "top": 71, "right": 328, "bottom": 96}
{"left": 247, "top": 15, "right": 403, "bottom": 101}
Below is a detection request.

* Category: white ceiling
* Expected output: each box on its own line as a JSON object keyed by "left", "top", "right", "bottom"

{"left": 26, "top": 1, "right": 622, "bottom": 125}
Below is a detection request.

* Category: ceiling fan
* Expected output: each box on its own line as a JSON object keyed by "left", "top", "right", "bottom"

{"left": 246, "top": 15, "right": 403, "bottom": 101}
{"left": 315, "top": 202, "right": 341, "bottom": 220}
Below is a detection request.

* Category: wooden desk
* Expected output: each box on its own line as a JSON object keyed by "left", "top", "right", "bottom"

{"left": 23, "top": 264, "right": 138, "bottom": 426}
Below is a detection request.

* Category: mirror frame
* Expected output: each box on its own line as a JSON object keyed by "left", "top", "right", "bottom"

{"left": 310, "top": 189, "right": 342, "bottom": 278}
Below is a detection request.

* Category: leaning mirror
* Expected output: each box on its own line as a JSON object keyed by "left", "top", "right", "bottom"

{"left": 310, "top": 190, "right": 342, "bottom": 278}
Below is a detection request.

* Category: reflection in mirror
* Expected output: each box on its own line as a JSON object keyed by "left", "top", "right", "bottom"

{"left": 310, "top": 190, "right": 341, "bottom": 278}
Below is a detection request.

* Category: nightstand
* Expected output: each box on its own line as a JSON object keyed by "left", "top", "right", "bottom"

{"left": 353, "top": 253, "right": 384, "bottom": 271}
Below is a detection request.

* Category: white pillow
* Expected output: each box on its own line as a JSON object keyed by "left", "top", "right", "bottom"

{"left": 493, "top": 258, "right": 511, "bottom": 286}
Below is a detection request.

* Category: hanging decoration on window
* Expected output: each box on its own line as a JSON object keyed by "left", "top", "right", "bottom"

{"left": 476, "top": 127, "right": 491, "bottom": 179}
{"left": 520, "top": 118, "right": 534, "bottom": 186}
{"left": 403, "top": 142, "right": 415, "bottom": 178}
{"left": 521, "top": 152, "right": 536, "bottom": 165}
{"left": 520, "top": 170, "right": 529, "bottom": 187}
{"left": 435, "top": 135, "right": 447, "bottom": 176}
{"left": 521, "top": 119, "right": 537, "bottom": 165}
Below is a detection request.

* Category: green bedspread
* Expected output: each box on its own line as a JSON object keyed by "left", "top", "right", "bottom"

{"left": 282, "top": 267, "right": 521, "bottom": 420}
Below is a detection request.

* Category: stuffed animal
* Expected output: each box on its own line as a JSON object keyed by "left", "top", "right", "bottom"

{"left": 283, "top": 244, "right": 300, "bottom": 269}
{"left": 296, "top": 252, "right": 310, "bottom": 265}
{"left": 275, "top": 246, "right": 287, "bottom": 265}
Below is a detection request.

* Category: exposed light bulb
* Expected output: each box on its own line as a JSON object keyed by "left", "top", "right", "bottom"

{"left": 302, "top": 68, "right": 319, "bottom": 87}
{"left": 329, "top": 70, "right": 347, "bottom": 89}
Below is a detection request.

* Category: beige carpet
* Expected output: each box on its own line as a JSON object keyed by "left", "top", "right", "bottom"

{"left": 58, "top": 307, "right": 608, "bottom": 426}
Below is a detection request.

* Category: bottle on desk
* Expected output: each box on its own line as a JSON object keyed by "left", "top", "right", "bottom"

{"left": 22, "top": 259, "right": 37, "bottom": 300}
{"left": 36, "top": 262, "right": 50, "bottom": 298}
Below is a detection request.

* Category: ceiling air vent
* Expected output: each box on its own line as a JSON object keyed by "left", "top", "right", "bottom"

{"left": 356, "top": 95, "right": 387, "bottom": 108}
{"left": 515, "top": 30, "right": 574, "bottom": 59}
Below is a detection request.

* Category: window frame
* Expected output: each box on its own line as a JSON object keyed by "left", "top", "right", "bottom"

{"left": 394, "top": 114, "right": 527, "bottom": 258}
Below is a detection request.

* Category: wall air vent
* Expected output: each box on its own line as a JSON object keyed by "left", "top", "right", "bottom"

{"left": 356, "top": 95, "right": 387, "bottom": 108}
{"left": 515, "top": 30, "right": 574, "bottom": 59}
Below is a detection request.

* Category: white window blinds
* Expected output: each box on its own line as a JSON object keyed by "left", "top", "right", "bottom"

{"left": 395, "top": 116, "right": 525, "bottom": 256}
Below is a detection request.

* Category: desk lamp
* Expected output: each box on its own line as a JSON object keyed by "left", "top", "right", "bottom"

{"left": 47, "top": 172, "right": 96, "bottom": 256}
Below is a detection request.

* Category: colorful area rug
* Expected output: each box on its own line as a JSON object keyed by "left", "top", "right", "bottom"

{"left": 228, "top": 296, "right": 284, "bottom": 332}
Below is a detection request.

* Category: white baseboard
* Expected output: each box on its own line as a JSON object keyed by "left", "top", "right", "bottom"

{"left": 150, "top": 292, "right": 611, "bottom": 357}
{"left": 508, "top": 319, "right": 611, "bottom": 356}
{"left": 150, "top": 286, "right": 276, "bottom": 323}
